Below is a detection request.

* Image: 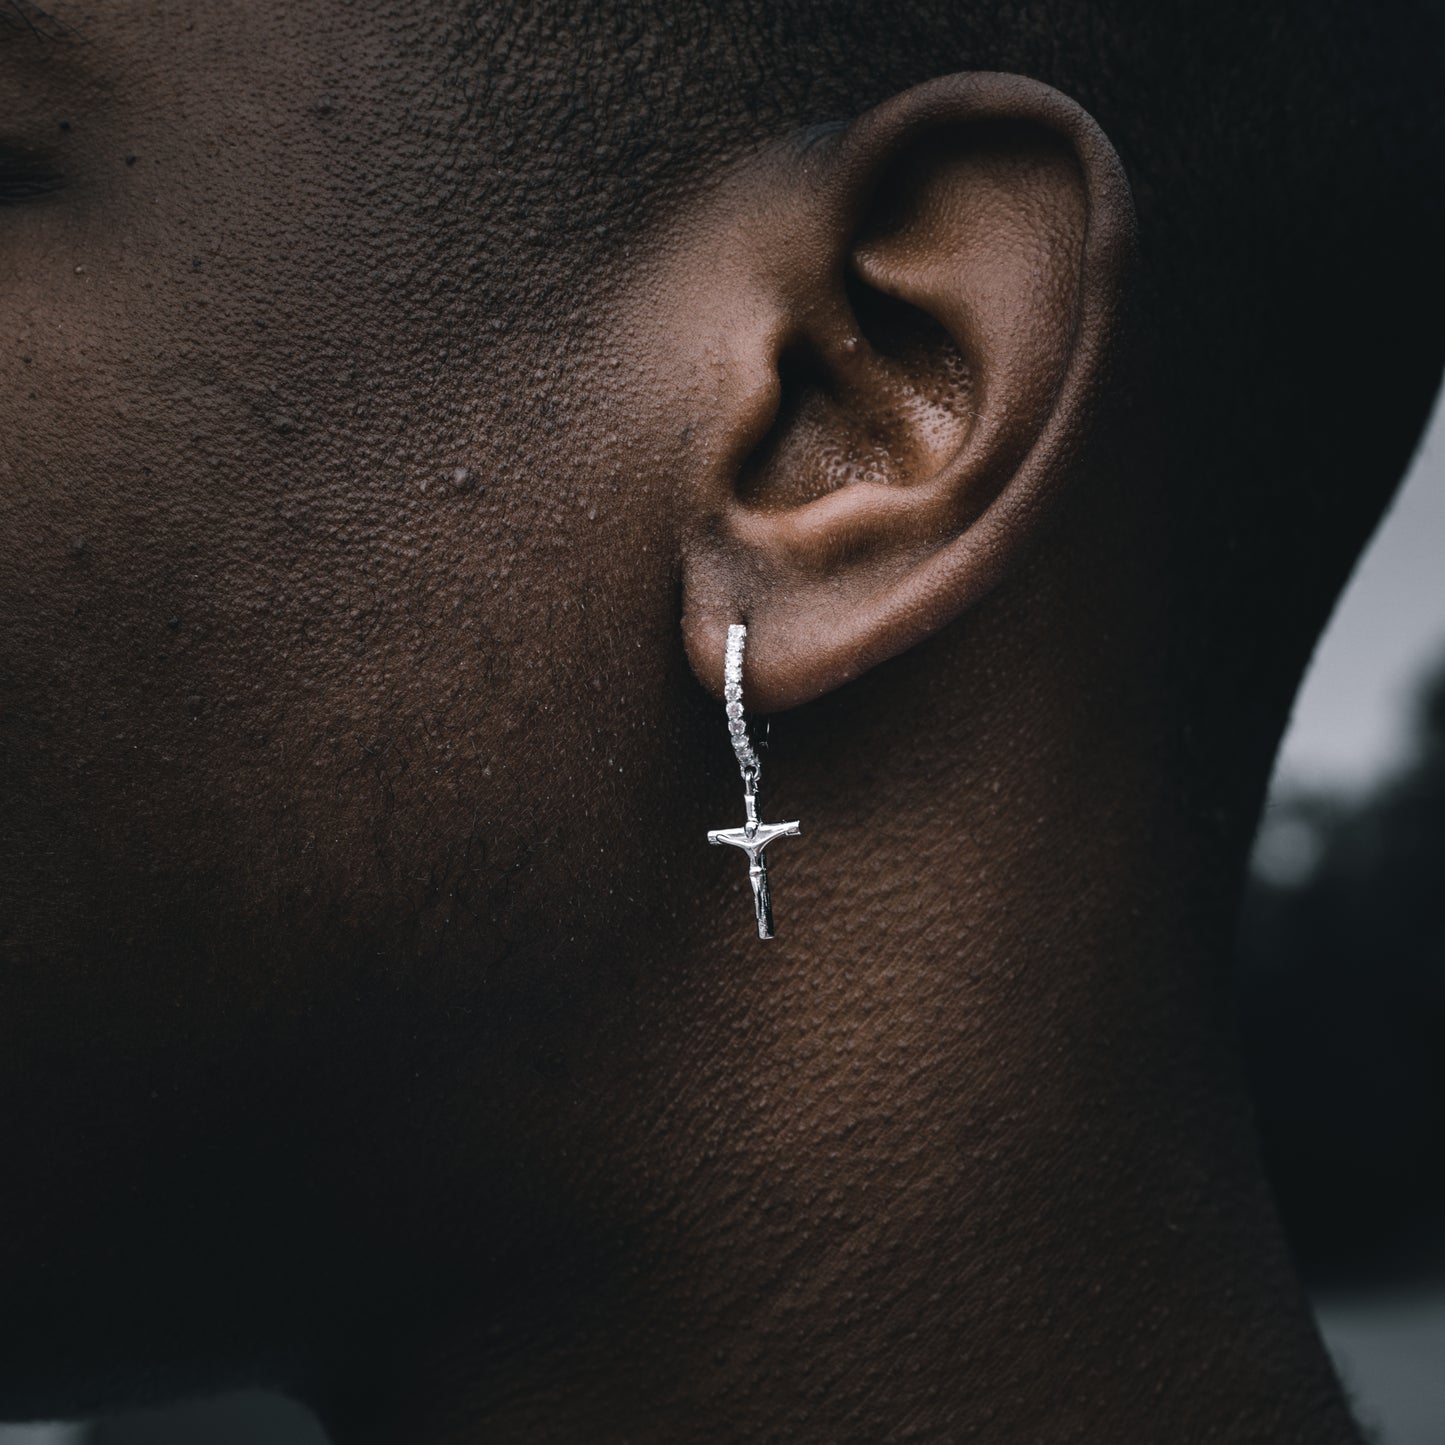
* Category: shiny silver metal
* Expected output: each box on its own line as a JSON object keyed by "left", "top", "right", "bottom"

{"left": 708, "top": 624, "right": 801, "bottom": 939}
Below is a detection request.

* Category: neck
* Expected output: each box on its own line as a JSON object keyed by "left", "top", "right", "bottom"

{"left": 321, "top": 609, "right": 1358, "bottom": 1444}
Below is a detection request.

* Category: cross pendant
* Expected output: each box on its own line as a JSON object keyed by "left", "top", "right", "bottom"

{"left": 708, "top": 787, "right": 800, "bottom": 940}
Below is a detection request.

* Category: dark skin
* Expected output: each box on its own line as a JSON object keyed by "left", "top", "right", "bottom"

{"left": 2, "top": 3, "right": 1440, "bottom": 1441}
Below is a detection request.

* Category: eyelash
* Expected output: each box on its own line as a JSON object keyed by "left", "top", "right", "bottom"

{"left": 0, "top": 149, "right": 63, "bottom": 204}
{"left": 0, "top": 2, "right": 71, "bottom": 39}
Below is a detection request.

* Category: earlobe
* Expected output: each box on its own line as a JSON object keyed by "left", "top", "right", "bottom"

{"left": 673, "top": 72, "right": 1136, "bottom": 711}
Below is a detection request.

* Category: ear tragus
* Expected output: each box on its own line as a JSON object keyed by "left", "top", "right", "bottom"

{"left": 674, "top": 73, "right": 1135, "bottom": 710}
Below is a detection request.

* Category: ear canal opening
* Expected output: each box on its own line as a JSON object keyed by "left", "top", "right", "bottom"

{"left": 843, "top": 266, "right": 973, "bottom": 420}
{"left": 735, "top": 263, "right": 977, "bottom": 515}
{"left": 844, "top": 268, "right": 950, "bottom": 371}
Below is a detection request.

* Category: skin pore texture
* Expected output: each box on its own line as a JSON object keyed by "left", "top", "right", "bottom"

{"left": 0, "top": 2, "right": 1442, "bottom": 1442}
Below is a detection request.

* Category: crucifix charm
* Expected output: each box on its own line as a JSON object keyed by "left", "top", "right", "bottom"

{"left": 707, "top": 624, "right": 801, "bottom": 940}
{"left": 709, "top": 783, "right": 801, "bottom": 941}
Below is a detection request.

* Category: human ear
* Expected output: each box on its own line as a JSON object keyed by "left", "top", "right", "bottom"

{"left": 673, "top": 72, "right": 1135, "bottom": 711}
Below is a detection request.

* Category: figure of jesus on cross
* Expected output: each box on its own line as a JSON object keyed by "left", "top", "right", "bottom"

{"left": 708, "top": 785, "right": 801, "bottom": 940}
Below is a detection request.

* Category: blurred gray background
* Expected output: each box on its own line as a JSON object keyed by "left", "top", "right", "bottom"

{"left": 3, "top": 391, "right": 1443, "bottom": 1445}
{"left": 1242, "top": 385, "right": 1445, "bottom": 1445}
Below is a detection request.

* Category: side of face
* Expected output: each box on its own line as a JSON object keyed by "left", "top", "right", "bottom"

{"left": 0, "top": 3, "right": 696, "bottom": 1412}
{"left": 2, "top": 0, "right": 1162, "bottom": 1409}
{"left": 9, "top": 0, "right": 1434, "bottom": 1424}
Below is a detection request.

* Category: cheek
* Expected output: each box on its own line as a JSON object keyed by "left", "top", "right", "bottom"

{"left": 0, "top": 7, "right": 701, "bottom": 1165}
{"left": 0, "top": 158, "right": 680, "bottom": 981}
{"left": 0, "top": 9, "right": 715, "bottom": 1403}
{"left": 0, "top": 189, "right": 337, "bottom": 919}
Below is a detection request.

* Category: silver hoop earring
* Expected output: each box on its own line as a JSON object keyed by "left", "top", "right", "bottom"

{"left": 707, "top": 624, "right": 801, "bottom": 940}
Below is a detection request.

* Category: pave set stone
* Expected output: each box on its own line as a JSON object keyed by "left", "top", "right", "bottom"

{"left": 724, "top": 623, "right": 760, "bottom": 780}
